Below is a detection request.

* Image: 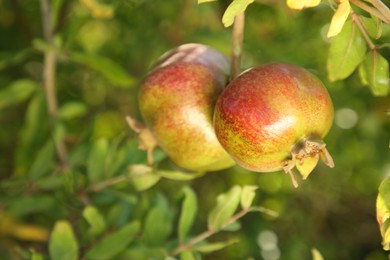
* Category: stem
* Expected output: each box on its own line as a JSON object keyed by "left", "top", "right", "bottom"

{"left": 40, "top": 0, "right": 68, "bottom": 168}
{"left": 171, "top": 208, "right": 249, "bottom": 256}
{"left": 87, "top": 175, "right": 128, "bottom": 192}
{"left": 350, "top": 0, "right": 390, "bottom": 25}
{"left": 370, "top": 0, "right": 390, "bottom": 24}
{"left": 230, "top": 12, "right": 245, "bottom": 80}
{"left": 352, "top": 12, "right": 376, "bottom": 50}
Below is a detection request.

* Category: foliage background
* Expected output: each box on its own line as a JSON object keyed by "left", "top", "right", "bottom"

{"left": 0, "top": 0, "right": 389, "bottom": 259}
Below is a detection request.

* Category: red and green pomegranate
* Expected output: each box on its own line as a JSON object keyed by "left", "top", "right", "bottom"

{"left": 213, "top": 63, "right": 334, "bottom": 185}
{"left": 138, "top": 43, "right": 235, "bottom": 172}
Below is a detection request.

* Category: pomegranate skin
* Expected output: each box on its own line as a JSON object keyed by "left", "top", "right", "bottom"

{"left": 139, "top": 44, "right": 235, "bottom": 172}
{"left": 214, "top": 63, "right": 334, "bottom": 173}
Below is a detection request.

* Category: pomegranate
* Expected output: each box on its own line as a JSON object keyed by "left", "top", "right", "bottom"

{"left": 213, "top": 63, "right": 334, "bottom": 186}
{"left": 138, "top": 43, "right": 235, "bottom": 172}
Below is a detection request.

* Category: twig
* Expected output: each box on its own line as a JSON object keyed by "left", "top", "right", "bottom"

{"left": 352, "top": 12, "right": 376, "bottom": 50}
{"left": 40, "top": 0, "right": 68, "bottom": 168}
{"left": 370, "top": 0, "right": 390, "bottom": 24}
{"left": 171, "top": 208, "right": 249, "bottom": 256}
{"left": 350, "top": 0, "right": 390, "bottom": 25}
{"left": 87, "top": 175, "right": 129, "bottom": 192}
{"left": 230, "top": 12, "right": 245, "bottom": 80}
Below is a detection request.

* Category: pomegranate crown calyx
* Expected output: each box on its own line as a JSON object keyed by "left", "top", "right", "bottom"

{"left": 282, "top": 136, "right": 334, "bottom": 188}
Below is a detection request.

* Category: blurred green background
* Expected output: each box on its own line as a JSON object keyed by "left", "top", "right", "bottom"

{"left": 0, "top": 0, "right": 389, "bottom": 259}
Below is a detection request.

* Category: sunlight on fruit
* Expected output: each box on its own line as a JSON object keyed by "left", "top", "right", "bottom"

{"left": 335, "top": 108, "right": 359, "bottom": 129}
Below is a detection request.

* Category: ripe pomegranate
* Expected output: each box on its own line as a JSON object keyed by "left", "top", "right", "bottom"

{"left": 138, "top": 43, "right": 235, "bottom": 172}
{"left": 213, "top": 63, "right": 334, "bottom": 186}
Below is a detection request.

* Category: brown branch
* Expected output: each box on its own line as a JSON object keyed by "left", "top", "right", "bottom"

{"left": 370, "top": 0, "right": 390, "bottom": 24}
{"left": 230, "top": 12, "right": 245, "bottom": 80}
{"left": 352, "top": 12, "right": 376, "bottom": 50}
{"left": 40, "top": 0, "right": 68, "bottom": 168}
{"left": 350, "top": 0, "right": 390, "bottom": 25}
{"left": 171, "top": 208, "right": 249, "bottom": 256}
{"left": 87, "top": 175, "right": 129, "bottom": 192}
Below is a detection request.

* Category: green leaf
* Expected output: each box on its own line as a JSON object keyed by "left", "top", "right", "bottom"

{"left": 85, "top": 221, "right": 140, "bottom": 260}
{"left": 240, "top": 185, "right": 258, "bottom": 209}
{"left": 0, "top": 48, "right": 34, "bottom": 70}
{"left": 128, "top": 164, "right": 161, "bottom": 191}
{"left": 87, "top": 138, "right": 109, "bottom": 183}
{"left": 198, "top": 0, "right": 216, "bottom": 3}
{"left": 327, "top": 20, "right": 367, "bottom": 81}
{"left": 82, "top": 206, "right": 106, "bottom": 236}
{"left": 49, "top": 221, "right": 78, "bottom": 260}
{"left": 34, "top": 175, "right": 63, "bottom": 190}
{"left": 0, "top": 79, "right": 38, "bottom": 110}
{"left": 179, "top": 187, "right": 198, "bottom": 241}
{"left": 221, "top": 220, "right": 241, "bottom": 232}
{"left": 311, "top": 248, "right": 324, "bottom": 260}
{"left": 69, "top": 52, "right": 135, "bottom": 87}
{"left": 180, "top": 250, "right": 198, "bottom": 260}
{"left": 193, "top": 239, "right": 239, "bottom": 253}
{"left": 378, "top": 177, "right": 390, "bottom": 214}
{"left": 59, "top": 102, "right": 88, "bottom": 120}
{"left": 27, "top": 141, "right": 55, "bottom": 180}
{"left": 377, "top": 177, "right": 390, "bottom": 250}
{"left": 361, "top": 16, "right": 382, "bottom": 39}
{"left": 15, "top": 94, "right": 48, "bottom": 175}
{"left": 359, "top": 51, "right": 389, "bottom": 96}
{"left": 8, "top": 196, "right": 56, "bottom": 216}
{"left": 158, "top": 170, "right": 205, "bottom": 181}
{"left": 31, "top": 251, "right": 44, "bottom": 260}
{"left": 222, "top": 0, "right": 254, "bottom": 27}
{"left": 143, "top": 194, "right": 173, "bottom": 246}
{"left": 208, "top": 186, "right": 242, "bottom": 231}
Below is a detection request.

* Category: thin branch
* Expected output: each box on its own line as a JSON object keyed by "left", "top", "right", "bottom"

{"left": 40, "top": 0, "right": 68, "bottom": 168}
{"left": 171, "top": 208, "right": 249, "bottom": 256}
{"left": 350, "top": 0, "right": 390, "bottom": 25}
{"left": 370, "top": 0, "right": 390, "bottom": 24}
{"left": 87, "top": 175, "right": 129, "bottom": 192}
{"left": 352, "top": 12, "right": 376, "bottom": 50}
{"left": 230, "top": 12, "right": 245, "bottom": 80}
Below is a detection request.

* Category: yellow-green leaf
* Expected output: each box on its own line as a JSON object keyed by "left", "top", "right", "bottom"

{"left": 80, "top": 0, "right": 114, "bottom": 19}
{"left": 311, "top": 248, "right": 324, "bottom": 260}
{"left": 69, "top": 52, "right": 135, "bottom": 87}
{"left": 178, "top": 187, "right": 198, "bottom": 241}
{"left": 327, "top": 0, "right": 351, "bottom": 38}
{"left": 208, "top": 186, "right": 242, "bottom": 231}
{"left": 327, "top": 20, "right": 367, "bottom": 81}
{"left": 240, "top": 185, "right": 258, "bottom": 209}
{"left": 49, "top": 221, "right": 78, "bottom": 260}
{"left": 85, "top": 221, "right": 140, "bottom": 259}
{"left": 222, "top": 0, "right": 254, "bottom": 27}
{"left": 287, "top": 0, "right": 320, "bottom": 10}
{"left": 377, "top": 177, "right": 390, "bottom": 250}
{"left": 198, "top": 0, "right": 217, "bottom": 3}
{"left": 359, "top": 51, "right": 389, "bottom": 96}
{"left": 0, "top": 79, "right": 38, "bottom": 110}
{"left": 128, "top": 164, "right": 161, "bottom": 191}
{"left": 193, "top": 239, "right": 239, "bottom": 253}
{"left": 82, "top": 206, "right": 106, "bottom": 236}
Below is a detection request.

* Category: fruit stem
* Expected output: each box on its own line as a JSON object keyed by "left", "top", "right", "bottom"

{"left": 230, "top": 12, "right": 245, "bottom": 80}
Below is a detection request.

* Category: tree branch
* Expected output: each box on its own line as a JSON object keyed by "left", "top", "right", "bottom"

{"left": 171, "top": 208, "right": 249, "bottom": 256}
{"left": 352, "top": 12, "right": 376, "bottom": 50}
{"left": 370, "top": 0, "right": 390, "bottom": 24}
{"left": 40, "top": 0, "right": 68, "bottom": 168}
{"left": 350, "top": 0, "right": 390, "bottom": 25}
{"left": 230, "top": 12, "right": 245, "bottom": 80}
